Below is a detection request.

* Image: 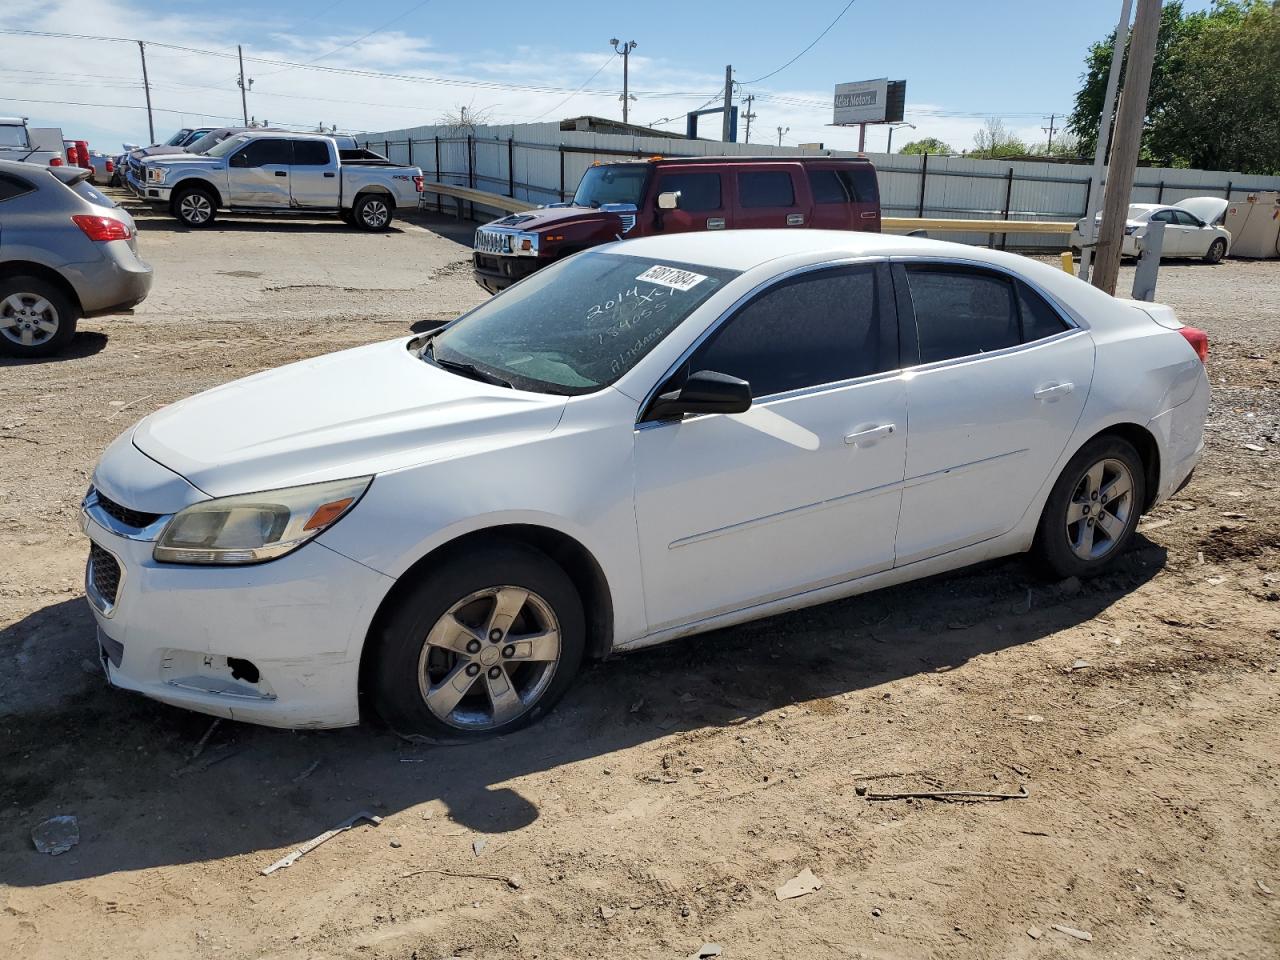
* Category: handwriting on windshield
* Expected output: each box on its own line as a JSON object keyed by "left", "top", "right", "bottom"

{"left": 586, "top": 284, "right": 671, "bottom": 342}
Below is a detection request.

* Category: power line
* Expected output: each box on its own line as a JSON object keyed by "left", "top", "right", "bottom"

{"left": 526, "top": 53, "right": 618, "bottom": 123}
{"left": 255, "top": 0, "right": 435, "bottom": 77}
{"left": 739, "top": 0, "right": 858, "bottom": 85}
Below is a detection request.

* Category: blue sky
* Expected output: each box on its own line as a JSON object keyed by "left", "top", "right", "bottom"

{"left": 2, "top": 0, "right": 1214, "bottom": 154}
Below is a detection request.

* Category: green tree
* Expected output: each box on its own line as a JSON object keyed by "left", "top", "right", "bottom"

{"left": 1067, "top": 1, "right": 1280, "bottom": 174}
{"left": 970, "top": 118, "right": 1028, "bottom": 159}
{"left": 898, "top": 137, "right": 954, "bottom": 155}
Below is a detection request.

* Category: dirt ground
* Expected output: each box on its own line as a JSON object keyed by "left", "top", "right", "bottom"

{"left": 1, "top": 199, "right": 1278, "bottom": 960}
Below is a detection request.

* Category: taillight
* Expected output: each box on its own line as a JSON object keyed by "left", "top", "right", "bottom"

{"left": 1179, "top": 326, "right": 1209, "bottom": 363}
{"left": 72, "top": 215, "right": 133, "bottom": 242}
{"left": 49, "top": 156, "right": 63, "bottom": 166}
{"left": 106, "top": 160, "right": 114, "bottom": 172}
{"left": 413, "top": 175, "right": 424, "bottom": 192}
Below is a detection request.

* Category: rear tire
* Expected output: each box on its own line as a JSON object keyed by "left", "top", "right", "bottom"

{"left": 1204, "top": 237, "right": 1226, "bottom": 264}
{"left": 369, "top": 541, "right": 585, "bottom": 740}
{"left": 172, "top": 186, "right": 217, "bottom": 228}
{"left": 1031, "top": 436, "right": 1146, "bottom": 580}
{"left": 352, "top": 193, "right": 393, "bottom": 231}
{"left": 0, "top": 275, "right": 79, "bottom": 358}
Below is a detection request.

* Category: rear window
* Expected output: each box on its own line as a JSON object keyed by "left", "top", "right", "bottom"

{"left": 808, "top": 167, "right": 874, "bottom": 204}
{"left": 73, "top": 180, "right": 116, "bottom": 209}
{"left": 656, "top": 172, "right": 722, "bottom": 212}
{"left": 738, "top": 171, "right": 795, "bottom": 208}
{"left": 292, "top": 140, "right": 331, "bottom": 165}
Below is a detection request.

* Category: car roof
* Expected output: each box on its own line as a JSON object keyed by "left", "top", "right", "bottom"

{"left": 0, "top": 117, "right": 27, "bottom": 125}
{"left": 234, "top": 130, "right": 329, "bottom": 140}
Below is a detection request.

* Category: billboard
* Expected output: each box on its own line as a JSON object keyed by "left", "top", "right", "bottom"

{"left": 833, "top": 79, "right": 906, "bottom": 125}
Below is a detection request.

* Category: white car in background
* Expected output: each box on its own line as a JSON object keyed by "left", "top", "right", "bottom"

{"left": 1071, "top": 203, "right": 1231, "bottom": 262}
{"left": 81, "top": 231, "right": 1210, "bottom": 738}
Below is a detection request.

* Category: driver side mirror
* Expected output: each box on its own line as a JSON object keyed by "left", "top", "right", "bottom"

{"left": 644, "top": 370, "right": 752, "bottom": 422}
{"left": 657, "top": 191, "right": 682, "bottom": 210}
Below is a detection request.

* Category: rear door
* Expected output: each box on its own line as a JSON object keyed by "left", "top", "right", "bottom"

{"left": 806, "top": 164, "right": 881, "bottom": 231}
{"left": 652, "top": 167, "right": 731, "bottom": 233}
{"left": 733, "top": 164, "right": 810, "bottom": 229}
{"left": 892, "top": 262, "right": 1093, "bottom": 565}
{"left": 289, "top": 139, "right": 340, "bottom": 208}
{"left": 225, "top": 138, "right": 292, "bottom": 207}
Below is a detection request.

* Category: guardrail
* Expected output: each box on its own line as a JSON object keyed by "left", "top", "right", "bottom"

{"left": 419, "top": 181, "right": 1076, "bottom": 242}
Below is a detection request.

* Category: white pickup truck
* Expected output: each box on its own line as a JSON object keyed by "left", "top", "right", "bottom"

{"left": 0, "top": 117, "right": 63, "bottom": 166}
{"left": 128, "top": 131, "right": 423, "bottom": 231}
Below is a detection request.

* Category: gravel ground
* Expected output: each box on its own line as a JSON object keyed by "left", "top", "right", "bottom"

{"left": 1, "top": 202, "right": 1278, "bottom": 960}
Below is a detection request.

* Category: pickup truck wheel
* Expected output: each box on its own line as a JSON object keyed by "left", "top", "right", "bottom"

{"left": 172, "top": 187, "right": 217, "bottom": 228}
{"left": 353, "top": 194, "right": 393, "bottom": 231}
{"left": 0, "top": 276, "right": 79, "bottom": 359}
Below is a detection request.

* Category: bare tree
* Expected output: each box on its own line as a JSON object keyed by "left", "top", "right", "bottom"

{"left": 971, "top": 118, "right": 1028, "bottom": 159}
{"left": 436, "top": 104, "right": 497, "bottom": 137}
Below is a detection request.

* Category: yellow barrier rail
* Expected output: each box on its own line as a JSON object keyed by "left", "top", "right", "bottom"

{"left": 420, "top": 182, "right": 1076, "bottom": 238}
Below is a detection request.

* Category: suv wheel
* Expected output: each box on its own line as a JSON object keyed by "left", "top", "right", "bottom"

{"left": 173, "top": 186, "right": 217, "bottom": 228}
{"left": 0, "top": 276, "right": 78, "bottom": 358}
{"left": 353, "top": 194, "right": 393, "bottom": 231}
{"left": 370, "top": 542, "right": 585, "bottom": 739}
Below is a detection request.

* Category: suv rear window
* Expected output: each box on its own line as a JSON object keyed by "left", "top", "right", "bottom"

{"left": 808, "top": 168, "right": 872, "bottom": 204}
{"left": 72, "top": 180, "right": 116, "bottom": 209}
{"left": 738, "top": 171, "right": 795, "bottom": 208}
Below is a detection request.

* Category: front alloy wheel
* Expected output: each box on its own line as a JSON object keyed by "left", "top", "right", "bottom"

{"left": 370, "top": 541, "right": 585, "bottom": 739}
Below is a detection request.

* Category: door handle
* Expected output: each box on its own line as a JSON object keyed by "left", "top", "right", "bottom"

{"left": 706, "top": 217, "right": 726, "bottom": 230}
{"left": 845, "top": 423, "right": 896, "bottom": 445}
{"left": 274, "top": 170, "right": 287, "bottom": 177}
{"left": 323, "top": 171, "right": 335, "bottom": 178}
{"left": 1033, "top": 381, "right": 1074, "bottom": 401}
{"left": 786, "top": 213, "right": 805, "bottom": 226}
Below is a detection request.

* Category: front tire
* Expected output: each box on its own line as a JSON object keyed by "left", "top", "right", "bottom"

{"left": 369, "top": 542, "right": 585, "bottom": 739}
{"left": 1204, "top": 238, "right": 1226, "bottom": 264}
{"left": 0, "top": 276, "right": 79, "bottom": 358}
{"left": 352, "top": 193, "right": 393, "bottom": 231}
{"left": 1031, "top": 436, "right": 1146, "bottom": 580}
{"left": 172, "top": 186, "right": 217, "bottom": 228}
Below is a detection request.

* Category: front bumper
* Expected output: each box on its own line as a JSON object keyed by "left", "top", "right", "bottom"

{"left": 472, "top": 252, "right": 544, "bottom": 294}
{"left": 81, "top": 507, "right": 394, "bottom": 729}
{"left": 125, "top": 169, "right": 172, "bottom": 204}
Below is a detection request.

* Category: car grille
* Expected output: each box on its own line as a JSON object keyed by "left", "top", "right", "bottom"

{"left": 474, "top": 228, "right": 511, "bottom": 254}
{"left": 95, "top": 491, "right": 163, "bottom": 529}
{"left": 88, "top": 543, "right": 122, "bottom": 610}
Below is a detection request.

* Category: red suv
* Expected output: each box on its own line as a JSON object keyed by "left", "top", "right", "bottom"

{"left": 472, "top": 155, "right": 880, "bottom": 294}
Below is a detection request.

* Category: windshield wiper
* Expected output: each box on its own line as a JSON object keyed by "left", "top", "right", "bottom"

{"left": 425, "top": 340, "right": 512, "bottom": 388}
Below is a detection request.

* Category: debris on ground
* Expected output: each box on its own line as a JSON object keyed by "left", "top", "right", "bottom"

{"left": 401, "top": 868, "right": 522, "bottom": 889}
{"left": 1257, "top": 879, "right": 1274, "bottom": 896}
{"left": 865, "top": 785, "right": 1029, "bottom": 803}
{"left": 189, "top": 719, "right": 222, "bottom": 761}
{"left": 472, "top": 838, "right": 488, "bottom": 857}
{"left": 1027, "top": 926, "right": 1043, "bottom": 939}
{"left": 32, "top": 815, "right": 80, "bottom": 856}
{"left": 260, "top": 811, "right": 381, "bottom": 876}
{"left": 1069, "top": 659, "right": 1090, "bottom": 672}
{"left": 688, "top": 945, "right": 722, "bottom": 960}
{"left": 291, "top": 760, "right": 320, "bottom": 783}
{"left": 1052, "top": 924, "right": 1094, "bottom": 942}
{"left": 598, "top": 905, "right": 617, "bottom": 919}
{"left": 775, "top": 867, "right": 823, "bottom": 901}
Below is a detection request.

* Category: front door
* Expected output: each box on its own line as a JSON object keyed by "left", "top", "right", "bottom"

{"left": 893, "top": 263, "right": 1094, "bottom": 565}
{"left": 226, "top": 138, "right": 292, "bottom": 207}
{"left": 633, "top": 262, "right": 905, "bottom": 632}
{"left": 289, "top": 138, "right": 340, "bottom": 208}
{"left": 733, "top": 164, "right": 810, "bottom": 229}
{"left": 651, "top": 168, "right": 732, "bottom": 234}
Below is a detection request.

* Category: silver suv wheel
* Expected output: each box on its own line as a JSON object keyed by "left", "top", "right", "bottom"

{"left": 0, "top": 292, "right": 59, "bottom": 348}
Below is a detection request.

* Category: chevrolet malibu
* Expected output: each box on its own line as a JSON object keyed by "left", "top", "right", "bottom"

{"left": 81, "top": 231, "right": 1209, "bottom": 738}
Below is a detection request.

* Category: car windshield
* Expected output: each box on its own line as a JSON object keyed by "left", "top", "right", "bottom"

{"left": 572, "top": 164, "right": 649, "bottom": 208}
{"left": 187, "top": 130, "right": 230, "bottom": 153}
{"left": 165, "top": 129, "right": 193, "bottom": 146}
{"left": 428, "top": 252, "right": 739, "bottom": 395}
{"left": 0, "top": 125, "right": 29, "bottom": 148}
{"left": 1128, "top": 204, "right": 1155, "bottom": 221}
{"left": 205, "top": 134, "right": 251, "bottom": 158}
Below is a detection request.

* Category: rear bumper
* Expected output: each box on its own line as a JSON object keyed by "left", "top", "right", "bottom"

{"left": 472, "top": 252, "right": 544, "bottom": 294}
{"left": 64, "top": 245, "right": 154, "bottom": 315}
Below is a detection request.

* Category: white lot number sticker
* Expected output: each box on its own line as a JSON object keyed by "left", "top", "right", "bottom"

{"left": 635, "top": 264, "right": 707, "bottom": 292}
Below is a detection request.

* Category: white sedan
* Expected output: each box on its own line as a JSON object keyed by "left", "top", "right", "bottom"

{"left": 82, "top": 231, "right": 1210, "bottom": 737}
{"left": 1070, "top": 203, "right": 1231, "bottom": 262}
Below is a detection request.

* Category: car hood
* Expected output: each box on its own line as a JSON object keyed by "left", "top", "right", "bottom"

{"left": 482, "top": 205, "right": 630, "bottom": 234}
{"left": 1175, "top": 197, "right": 1228, "bottom": 225}
{"left": 145, "top": 154, "right": 221, "bottom": 168}
{"left": 132, "top": 144, "right": 188, "bottom": 159}
{"left": 131, "top": 338, "right": 568, "bottom": 498}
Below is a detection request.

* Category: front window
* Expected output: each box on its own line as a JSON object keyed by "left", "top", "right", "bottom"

{"left": 428, "top": 252, "right": 739, "bottom": 395}
{"left": 205, "top": 134, "right": 251, "bottom": 159}
{"left": 0, "top": 125, "right": 29, "bottom": 148}
{"left": 572, "top": 164, "right": 649, "bottom": 207}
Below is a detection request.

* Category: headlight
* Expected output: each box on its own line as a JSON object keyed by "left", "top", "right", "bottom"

{"left": 153, "top": 476, "right": 371, "bottom": 565}
{"left": 146, "top": 167, "right": 167, "bottom": 183}
{"left": 1124, "top": 225, "right": 1139, "bottom": 235}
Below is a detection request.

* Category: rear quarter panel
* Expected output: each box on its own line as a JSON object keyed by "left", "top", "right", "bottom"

{"left": 340, "top": 166, "right": 423, "bottom": 208}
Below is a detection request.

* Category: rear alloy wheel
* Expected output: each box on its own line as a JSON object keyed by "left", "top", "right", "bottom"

{"left": 173, "top": 187, "right": 217, "bottom": 228}
{"left": 353, "top": 194, "right": 393, "bottom": 231}
{"left": 0, "top": 276, "right": 78, "bottom": 358}
{"left": 1204, "top": 238, "right": 1226, "bottom": 264}
{"left": 371, "top": 542, "right": 584, "bottom": 739}
{"left": 1032, "top": 436, "right": 1146, "bottom": 579}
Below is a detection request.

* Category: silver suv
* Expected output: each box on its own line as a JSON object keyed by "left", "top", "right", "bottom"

{"left": 0, "top": 158, "right": 153, "bottom": 358}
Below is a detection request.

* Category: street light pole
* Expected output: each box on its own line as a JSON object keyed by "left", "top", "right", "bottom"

{"left": 886, "top": 122, "right": 915, "bottom": 154}
{"left": 776, "top": 125, "right": 789, "bottom": 146}
{"left": 610, "top": 38, "right": 638, "bottom": 124}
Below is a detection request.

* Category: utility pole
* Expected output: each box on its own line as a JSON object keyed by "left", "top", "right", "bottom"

{"left": 1092, "top": 0, "right": 1160, "bottom": 296}
{"left": 1041, "top": 113, "right": 1059, "bottom": 152}
{"left": 776, "top": 125, "right": 789, "bottom": 146}
{"left": 237, "top": 45, "right": 253, "bottom": 126}
{"left": 137, "top": 41, "right": 155, "bottom": 144}
{"left": 1079, "top": 0, "right": 1133, "bottom": 283}
{"left": 610, "top": 39, "right": 637, "bottom": 125}
{"left": 742, "top": 94, "right": 756, "bottom": 143}
{"left": 721, "top": 65, "right": 734, "bottom": 142}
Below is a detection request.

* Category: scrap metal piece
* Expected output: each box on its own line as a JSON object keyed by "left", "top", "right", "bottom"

{"left": 260, "top": 810, "right": 382, "bottom": 876}
{"left": 32, "top": 815, "right": 80, "bottom": 856}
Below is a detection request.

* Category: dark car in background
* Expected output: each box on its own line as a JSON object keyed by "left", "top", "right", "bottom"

{"left": 0, "top": 159, "right": 153, "bottom": 358}
{"left": 472, "top": 155, "right": 881, "bottom": 293}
